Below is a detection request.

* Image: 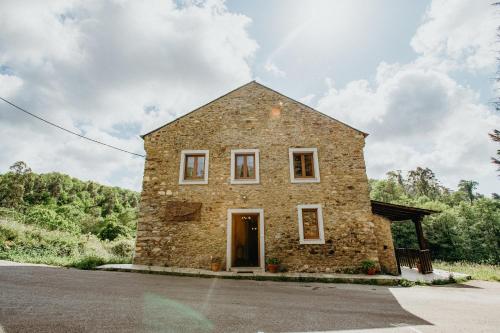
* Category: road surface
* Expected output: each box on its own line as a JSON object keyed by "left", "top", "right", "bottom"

{"left": 0, "top": 262, "right": 498, "bottom": 332}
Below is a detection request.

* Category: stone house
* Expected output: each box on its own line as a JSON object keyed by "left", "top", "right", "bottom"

{"left": 134, "top": 81, "right": 405, "bottom": 274}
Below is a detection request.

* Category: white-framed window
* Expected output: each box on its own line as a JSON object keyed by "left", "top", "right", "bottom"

{"left": 297, "top": 204, "right": 325, "bottom": 244}
{"left": 178, "top": 150, "right": 209, "bottom": 185}
{"left": 289, "top": 148, "right": 320, "bottom": 183}
{"left": 230, "top": 149, "right": 260, "bottom": 184}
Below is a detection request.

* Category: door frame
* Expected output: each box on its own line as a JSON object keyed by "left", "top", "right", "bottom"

{"left": 226, "top": 208, "right": 265, "bottom": 271}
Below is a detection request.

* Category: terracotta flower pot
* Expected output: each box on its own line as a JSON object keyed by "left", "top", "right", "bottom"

{"left": 367, "top": 267, "right": 377, "bottom": 275}
{"left": 267, "top": 264, "right": 279, "bottom": 273}
{"left": 211, "top": 262, "right": 221, "bottom": 272}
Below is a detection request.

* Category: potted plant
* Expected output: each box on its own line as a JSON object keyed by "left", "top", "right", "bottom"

{"left": 266, "top": 257, "right": 280, "bottom": 273}
{"left": 210, "top": 256, "right": 222, "bottom": 272}
{"left": 361, "top": 260, "right": 377, "bottom": 275}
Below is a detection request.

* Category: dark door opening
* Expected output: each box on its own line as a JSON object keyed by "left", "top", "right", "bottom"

{"left": 232, "top": 213, "right": 259, "bottom": 267}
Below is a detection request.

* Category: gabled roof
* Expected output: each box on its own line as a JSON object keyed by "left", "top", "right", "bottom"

{"left": 141, "top": 80, "right": 368, "bottom": 138}
{"left": 371, "top": 200, "right": 438, "bottom": 221}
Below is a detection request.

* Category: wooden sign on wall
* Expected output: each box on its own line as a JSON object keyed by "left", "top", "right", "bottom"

{"left": 164, "top": 201, "right": 202, "bottom": 222}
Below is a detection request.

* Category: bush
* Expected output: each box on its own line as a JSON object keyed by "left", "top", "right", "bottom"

{"left": 109, "top": 238, "right": 134, "bottom": 257}
{"left": 265, "top": 257, "right": 280, "bottom": 265}
{"left": 25, "top": 205, "right": 80, "bottom": 234}
{"left": 361, "top": 260, "right": 376, "bottom": 273}
{"left": 98, "top": 221, "right": 129, "bottom": 241}
{"left": 71, "top": 255, "right": 107, "bottom": 270}
{"left": 0, "top": 219, "right": 132, "bottom": 268}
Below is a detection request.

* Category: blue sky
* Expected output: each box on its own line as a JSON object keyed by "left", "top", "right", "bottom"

{"left": 0, "top": 0, "right": 498, "bottom": 194}
{"left": 229, "top": 0, "right": 493, "bottom": 104}
{"left": 230, "top": 0, "right": 429, "bottom": 95}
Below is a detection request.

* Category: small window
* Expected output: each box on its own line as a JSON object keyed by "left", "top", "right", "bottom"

{"left": 293, "top": 152, "right": 315, "bottom": 178}
{"left": 235, "top": 153, "right": 255, "bottom": 179}
{"left": 184, "top": 154, "right": 205, "bottom": 179}
{"left": 289, "top": 148, "right": 320, "bottom": 183}
{"left": 179, "top": 150, "right": 209, "bottom": 184}
{"left": 302, "top": 209, "right": 319, "bottom": 239}
{"left": 297, "top": 204, "right": 325, "bottom": 244}
{"left": 231, "top": 149, "right": 260, "bottom": 184}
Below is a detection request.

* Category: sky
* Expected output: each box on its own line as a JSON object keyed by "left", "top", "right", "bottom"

{"left": 0, "top": 0, "right": 498, "bottom": 195}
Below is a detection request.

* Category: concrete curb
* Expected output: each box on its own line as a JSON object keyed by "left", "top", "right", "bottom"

{"left": 96, "top": 264, "right": 401, "bottom": 286}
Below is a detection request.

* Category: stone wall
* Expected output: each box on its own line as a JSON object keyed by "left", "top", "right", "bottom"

{"left": 372, "top": 214, "right": 398, "bottom": 275}
{"left": 134, "top": 81, "right": 383, "bottom": 273}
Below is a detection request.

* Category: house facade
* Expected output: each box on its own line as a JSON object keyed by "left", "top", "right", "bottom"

{"left": 134, "top": 81, "right": 398, "bottom": 274}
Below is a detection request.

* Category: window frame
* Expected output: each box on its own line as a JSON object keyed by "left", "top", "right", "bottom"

{"left": 179, "top": 150, "right": 209, "bottom": 185}
{"left": 289, "top": 148, "right": 320, "bottom": 183}
{"left": 230, "top": 149, "right": 260, "bottom": 184}
{"left": 297, "top": 204, "right": 325, "bottom": 245}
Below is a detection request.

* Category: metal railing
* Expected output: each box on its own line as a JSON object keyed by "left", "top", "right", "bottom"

{"left": 395, "top": 248, "right": 433, "bottom": 274}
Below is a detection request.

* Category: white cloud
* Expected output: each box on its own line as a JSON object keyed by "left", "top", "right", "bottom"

{"left": 315, "top": 0, "right": 499, "bottom": 194}
{"left": 411, "top": 0, "right": 497, "bottom": 72}
{"left": 0, "top": 0, "right": 257, "bottom": 190}
{"left": 0, "top": 74, "right": 23, "bottom": 97}
{"left": 317, "top": 64, "right": 499, "bottom": 194}
{"left": 299, "top": 93, "right": 315, "bottom": 105}
{"left": 264, "top": 61, "right": 286, "bottom": 77}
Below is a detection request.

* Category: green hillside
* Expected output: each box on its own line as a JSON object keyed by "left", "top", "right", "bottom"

{"left": 0, "top": 161, "right": 139, "bottom": 268}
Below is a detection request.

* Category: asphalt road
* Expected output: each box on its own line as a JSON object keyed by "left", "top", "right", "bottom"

{"left": 0, "top": 262, "right": 498, "bottom": 333}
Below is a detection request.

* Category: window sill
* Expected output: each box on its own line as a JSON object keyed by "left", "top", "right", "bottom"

{"left": 291, "top": 178, "right": 320, "bottom": 184}
{"left": 179, "top": 179, "right": 208, "bottom": 185}
{"left": 300, "top": 239, "right": 325, "bottom": 245}
{"left": 230, "top": 179, "right": 260, "bottom": 185}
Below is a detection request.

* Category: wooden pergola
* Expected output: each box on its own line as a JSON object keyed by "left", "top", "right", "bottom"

{"left": 371, "top": 200, "right": 438, "bottom": 274}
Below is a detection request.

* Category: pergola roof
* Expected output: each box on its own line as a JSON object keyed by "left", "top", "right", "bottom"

{"left": 371, "top": 200, "right": 438, "bottom": 221}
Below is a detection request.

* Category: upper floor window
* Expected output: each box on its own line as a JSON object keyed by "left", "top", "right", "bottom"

{"left": 179, "top": 150, "right": 209, "bottom": 185}
{"left": 230, "top": 149, "right": 260, "bottom": 184}
{"left": 289, "top": 148, "right": 320, "bottom": 183}
{"left": 297, "top": 204, "right": 325, "bottom": 244}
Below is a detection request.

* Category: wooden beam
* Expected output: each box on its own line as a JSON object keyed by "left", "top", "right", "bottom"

{"left": 412, "top": 216, "right": 427, "bottom": 250}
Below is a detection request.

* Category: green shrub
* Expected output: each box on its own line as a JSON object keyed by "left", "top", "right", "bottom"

{"left": 98, "top": 221, "right": 129, "bottom": 241}
{"left": 361, "top": 260, "right": 376, "bottom": 273}
{"left": 0, "top": 207, "right": 25, "bottom": 222}
{"left": 265, "top": 257, "right": 280, "bottom": 265}
{"left": 398, "top": 279, "right": 415, "bottom": 287}
{"left": 25, "top": 205, "right": 80, "bottom": 234}
{"left": 109, "top": 238, "right": 134, "bottom": 257}
{"left": 0, "top": 219, "right": 132, "bottom": 269}
{"left": 71, "top": 255, "right": 107, "bottom": 270}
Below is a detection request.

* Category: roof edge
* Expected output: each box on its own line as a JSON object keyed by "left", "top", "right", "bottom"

{"left": 254, "top": 81, "right": 369, "bottom": 137}
{"left": 140, "top": 80, "right": 256, "bottom": 138}
{"left": 141, "top": 80, "right": 369, "bottom": 139}
{"left": 371, "top": 200, "right": 439, "bottom": 215}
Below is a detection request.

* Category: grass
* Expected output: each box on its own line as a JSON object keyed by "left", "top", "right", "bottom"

{"left": 433, "top": 261, "right": 500, "bottom": 282}
{"left": 0, "top": 219, "right": 133, "bottom": 270}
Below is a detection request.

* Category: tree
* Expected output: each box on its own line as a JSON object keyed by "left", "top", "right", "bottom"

{"left": 458, "top": 180, "right": 479, "bottom": 204}
{"left": 9, "top": 161, "right": 31, "bottom": 175}
{"left": 0, "top": 161, "right": 33, "bottom": 208}
{"left": 406, "top": 167, "right": 443, "bottom": 199}
{"left": 491, "top": 3, "right": 500, "bottom": 172}
{"left": 490, "top": 129, "right": 500, "bottom": 171}
{"left": 98, "top": 217, "right": 129, "bottom": 241}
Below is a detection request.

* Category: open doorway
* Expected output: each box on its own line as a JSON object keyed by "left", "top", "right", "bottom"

{"left": 227, "top": 209, "right": 264, "bottom": 271}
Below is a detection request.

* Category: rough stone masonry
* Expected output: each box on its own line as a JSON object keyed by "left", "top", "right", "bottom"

{"left": 134, "top": 81, "right": 398, "bottom": 274}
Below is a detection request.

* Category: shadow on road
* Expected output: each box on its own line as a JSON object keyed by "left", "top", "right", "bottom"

{"left": 0, "top": 265, "right": 430, "bottom": 332}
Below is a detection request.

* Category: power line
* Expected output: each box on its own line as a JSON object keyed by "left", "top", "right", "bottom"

{"left": 0, "top": 96, "right": 145, "bottom": 158}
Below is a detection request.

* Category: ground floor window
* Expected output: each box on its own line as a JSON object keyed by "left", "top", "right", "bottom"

{"left": 297, "top": 204, "right": 325, "bottom": 244}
